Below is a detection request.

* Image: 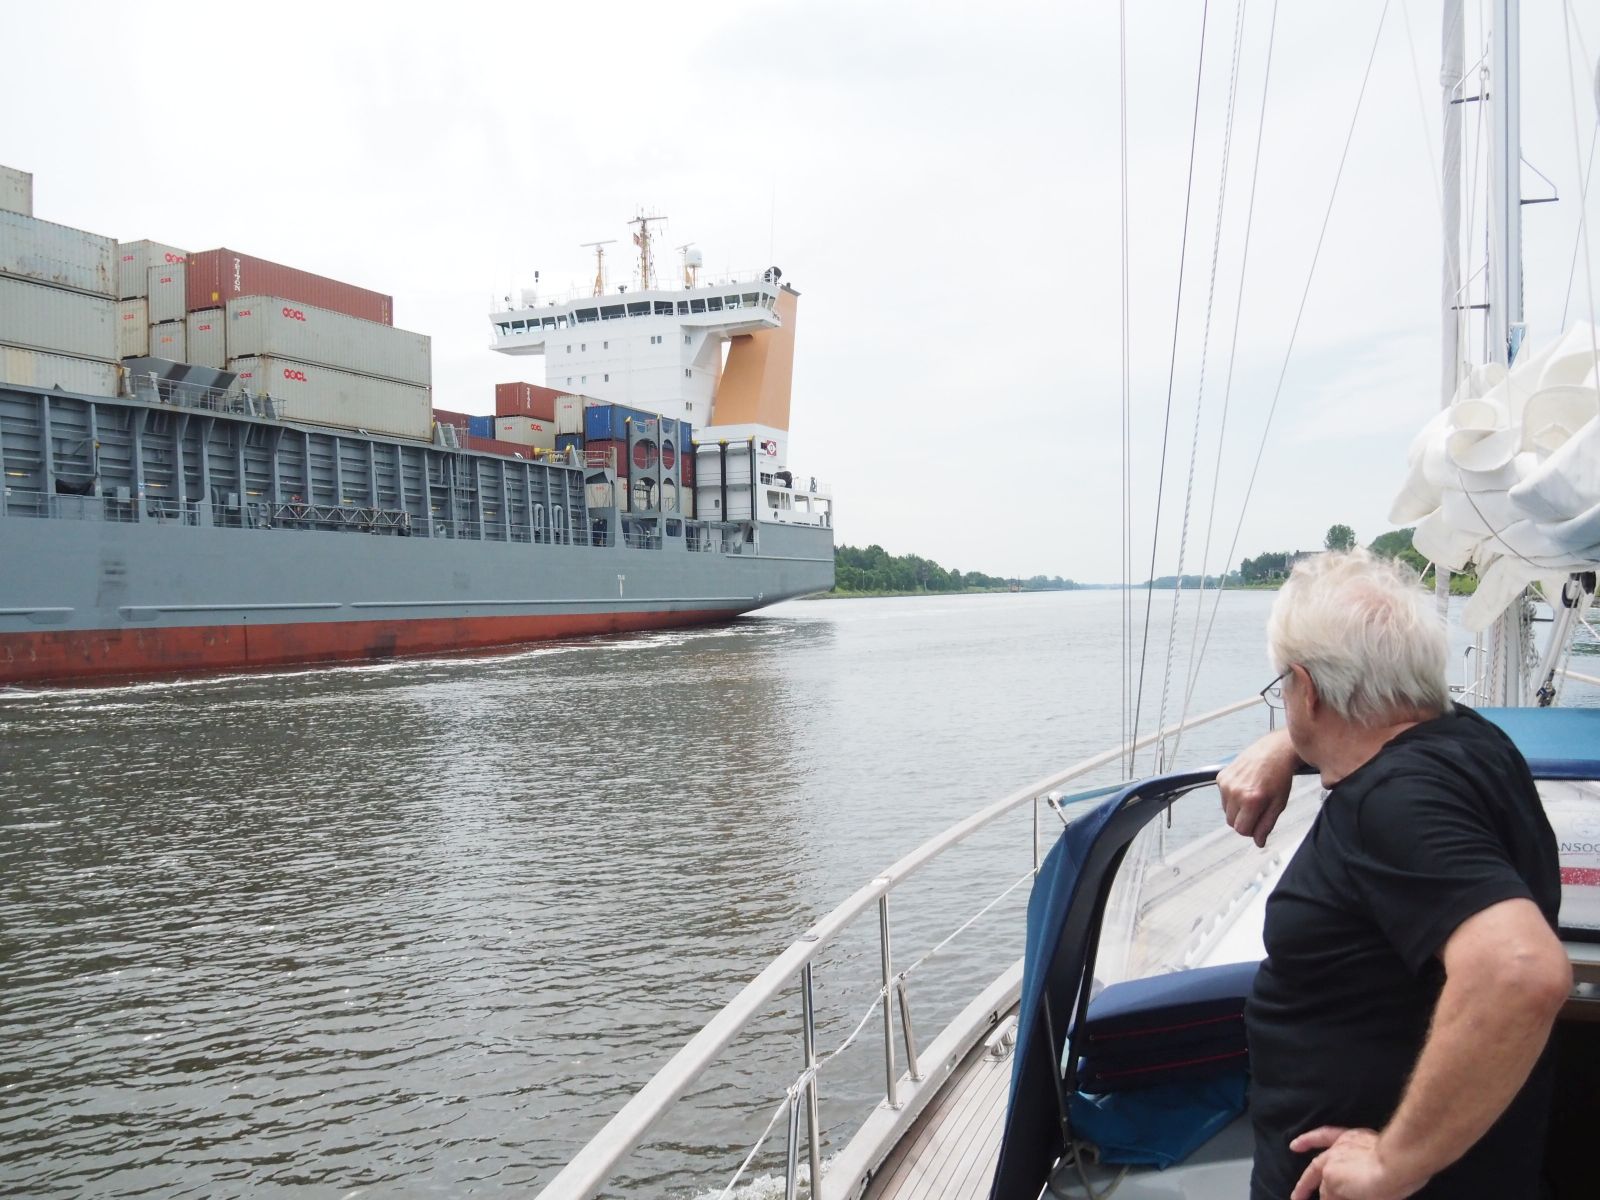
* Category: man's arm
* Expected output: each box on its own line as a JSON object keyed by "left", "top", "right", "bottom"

{"left": 1218, "top": 727, "right": 1300, "bottom": 847}
{"left": 1290, "top": 897, "right": 1571, "bottom": 1200}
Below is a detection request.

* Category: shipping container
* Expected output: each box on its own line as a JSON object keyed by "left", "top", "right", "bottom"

{"left": 0, "top": 344, "right": 119, "bottom": 396}
{"left": 0, "top": 275, "right": 116, "bottom": 360}
{"left": 0, "top": 164, "right": 32, "bottom": 216}
{"left": 118, "top": 240, "right": 187, "bottom": 300}
{"left": 0, "top": 210, "right": 117, "bottom": 297}
{"left": 584, "top": 401, "right": 659, "bottom": 443}
{"left": 150, "top": 320, "right": 186, "bottom": 363}
{"left": 188, "top": 248, "right": 392, "bottom": 324}
{"left": 117, "top": 299, "right": 149, "bottom": 358}
{"left": 585, "top": 480, "right": 616, "bottom": 510}
{"left": 147, "top": 263, "right": 186, "bottom": 323}
{"left": 225, "top": 296, "right": 428, "bottom": 384}
{"left": 555, "top": 432, "right": 584, "bottom": 454}
{"left": 587, "top": 438, "right": 625, "bottom": 475}
{"left": 494, "top": 381, "right": 561, "bottom": 421}
{"left": 229, "top": 356, "right": 430, "bottom": 441}
{"left": 467, "top": 414, "right": 495, "bottom": 438}
{"left": 681, "top": 484, "right": 695, "bottom": 518}
{"left": 681, "top": 445, "right": 695, "bottom": 485}
{"left": 495, "top": 415, "right": 556, "bottom": 449}
{"left": 555, "top": 392, "right": 600, "bottom": 435}
{"left": 433, "top": 407, "right": 471, "bottom": 430}
{"left": 463, "top": 434, "right": 537, "bottom": 459}
{"left": 186, "top": 308, "right": 225, "bottom": 369}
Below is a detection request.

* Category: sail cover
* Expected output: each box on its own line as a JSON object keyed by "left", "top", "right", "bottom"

{"left": 1392, "top": 323, "right": 1600, "bottom": 630}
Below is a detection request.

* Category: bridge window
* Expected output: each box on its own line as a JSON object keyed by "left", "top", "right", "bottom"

{"left": 654, "top": 301, "right": 673, "bottom": 315}
{"left": 677, "top": 300, "right": 689, "bottom": 315}
{"left": 626, "top": 302, "right": 650, "bottom": 317}
{"left": 601, "top": 305, "right": 625, "bottom": 320}
{"left": 743, "top": 293, "right": 759, "bottom": 306}
{"left": 690, "top": 298, "right": 705, "bottom": 313}
{"left": 724, "top": 294, "right": 740, "bottom": 309}
{"left": 707, "top": 296, "right": 723, "bottom": 311}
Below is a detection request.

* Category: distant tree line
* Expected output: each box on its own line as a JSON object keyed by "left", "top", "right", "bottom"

{"left": 1239, "top": 525, "right": 1470, "bottom": 591}
{"left": 833, "top": 544, "right": 1079, "bottom": 594}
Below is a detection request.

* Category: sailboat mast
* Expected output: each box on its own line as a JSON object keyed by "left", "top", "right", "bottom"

{"left": 1488, "top": 0, "right": 1525, "bottom": 367}
{"left": 1486, "top": 0, "right": 1529, "bottom": 705}
{"left": 1442, "top": 1, "right": 1464, "bottom": 402}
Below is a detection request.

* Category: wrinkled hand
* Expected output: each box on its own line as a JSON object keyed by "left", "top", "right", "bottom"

{"left": 1289, "top": 1127, "right": 1428, "bottom": 1200}
{"left": 1217, "top": 729, "right": 1298, "bottom": 847}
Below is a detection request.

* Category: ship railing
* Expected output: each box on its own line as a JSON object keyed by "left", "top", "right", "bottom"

{"left": 493, "top": 269, "right": 784, "bottom": 312}
{"left": 0, "top": 490, "right": 204, "bottom": 526}
{"left": 584, "top": 448, "right": 618, "bottom": 471}
{"left": 534, "top": 697, "right": 1267, "bottom": 1200}
{"left": 127, "top": 373, "right": 281, "bottom": 421}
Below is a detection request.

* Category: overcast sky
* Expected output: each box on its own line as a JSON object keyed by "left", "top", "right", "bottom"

{"left": 5, "top": 1, "right": 1597, "bottom": 583}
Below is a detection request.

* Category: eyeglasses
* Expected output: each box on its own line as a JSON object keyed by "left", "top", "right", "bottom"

{"left": 1261, "top": 667, "right": 1292, "bottom": 710}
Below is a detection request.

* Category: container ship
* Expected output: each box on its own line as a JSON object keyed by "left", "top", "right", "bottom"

{"left": 0, "top": 167, "right": 835, "bottom": 685}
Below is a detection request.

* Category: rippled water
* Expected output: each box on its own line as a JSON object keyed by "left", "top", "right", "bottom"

{"left": 3, "top": 590, "right": 1584, "bottom": 1197}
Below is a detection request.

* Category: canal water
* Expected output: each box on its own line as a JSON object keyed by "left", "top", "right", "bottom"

{"left": 2, "top": 590, "right": 1589, "bottom": 1197}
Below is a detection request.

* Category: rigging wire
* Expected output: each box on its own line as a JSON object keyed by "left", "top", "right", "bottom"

{"left": 1154, "top": 0, "right": 1249, "bottom": 773}
{"left": 1195, "top": 0, "right": 1395, "bottom": 662}
{"left": 1176, "top": 0, "right": 1283, "bottom": 766}
{"left": 1559, "top": 124, "right": 1597, "bottom": 329}
{"left": 1561, "top": 0, "right": 1600, "bottom": 363}
{"left": 1131, "top": 0, "right": 1212, "bottom": 768}
{"left": 1121, "top": 0, "right": 1135, "bottom": 777}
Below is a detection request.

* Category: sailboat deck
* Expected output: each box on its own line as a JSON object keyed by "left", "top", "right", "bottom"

{"left": 864, "top": 1012, "right": 1016, "bottom": 1200}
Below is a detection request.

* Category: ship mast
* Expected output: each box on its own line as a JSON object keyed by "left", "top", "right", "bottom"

{"left": 580, "top": 240, "right": 615, "bottom": 298}
{"left": 630, "top": 213, "right": 666, "bottom": 291}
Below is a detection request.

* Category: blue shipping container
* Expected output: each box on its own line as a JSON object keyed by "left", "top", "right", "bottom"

{"left": 584, "top": 403, "right": 659, "bottom": 442}
{"left": 555, "top": 433, "right": 584, "bottom": 453}
{"left": 467, "top": 415, "right": 495, "bottom": 438}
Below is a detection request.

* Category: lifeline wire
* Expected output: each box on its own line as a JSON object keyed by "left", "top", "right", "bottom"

{"left": 1131, "top": 0, "right": 1212, "bottom": 767}
{"left": 1121, "top": 0, "right": 1135, "bottom": 777}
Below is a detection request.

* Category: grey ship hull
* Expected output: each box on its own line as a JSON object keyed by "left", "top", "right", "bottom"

{"left": 0, "top": 382, "right": 834, "bottom": 685}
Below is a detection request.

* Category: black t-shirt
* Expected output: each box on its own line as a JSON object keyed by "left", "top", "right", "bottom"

{"left": 1246, "top": 705, "right": 1561, "bottom": 1200}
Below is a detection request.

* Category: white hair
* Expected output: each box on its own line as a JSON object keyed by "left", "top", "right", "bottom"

{"left": 1266, "top": 548, "right": 1450, "bottom": 725}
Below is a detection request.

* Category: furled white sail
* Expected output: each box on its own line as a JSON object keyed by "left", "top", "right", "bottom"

{"left": 1392, "top": 323, "right": 1600, "bottom": 630}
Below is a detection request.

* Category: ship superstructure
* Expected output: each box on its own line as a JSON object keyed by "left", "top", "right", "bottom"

{"left": 0, "top": 177, "right": 834, "bottom": 685}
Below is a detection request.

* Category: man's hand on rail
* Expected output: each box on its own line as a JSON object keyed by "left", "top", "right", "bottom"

{"left": 1218, "top": 728, "right": 1300, "bottom": 848}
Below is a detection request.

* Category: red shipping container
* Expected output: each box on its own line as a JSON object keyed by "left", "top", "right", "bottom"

{"left": 494, "top": 381, "right": 561, "bottom": 420}
{"left": 464, "top": 434, "right": 539, "bottom": 459}
{"left": 186, "top": 247, "right": 393, "bottom": 325}
{"left": 433, "top": 407, "right": 471, "bottom": 430}
{"left": 681, "top": 448, "right": 696, "bottom": 486}
{"left": 587, "top": 438, "right": 625, "bottom": 475}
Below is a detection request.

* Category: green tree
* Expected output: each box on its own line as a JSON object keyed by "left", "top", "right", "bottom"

{"left": 1325, "top": 524, "right": 1357, "bottom": 552}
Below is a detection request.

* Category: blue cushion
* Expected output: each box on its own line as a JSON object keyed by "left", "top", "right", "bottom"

{"left": 1077, "top": 960, "right": 1258, "bottom": 1094}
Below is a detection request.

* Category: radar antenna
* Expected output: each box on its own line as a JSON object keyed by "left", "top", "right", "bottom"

{"left": 629, "top": 212, "right": 666, "bottom": 291}
{"left": 579, "top": 240, "right": 616, "bottom": 297}
{"left": 676, "top": 242, "right": 702, "bottom": 289}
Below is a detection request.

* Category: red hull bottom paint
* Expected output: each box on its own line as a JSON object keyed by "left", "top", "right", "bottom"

{"left": 0, "top": 609, "right": 739, "bottom": 686}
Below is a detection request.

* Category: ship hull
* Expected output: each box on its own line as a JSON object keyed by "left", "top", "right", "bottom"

{"left": 0, "top": 511, "right": 833, "bottom": 685}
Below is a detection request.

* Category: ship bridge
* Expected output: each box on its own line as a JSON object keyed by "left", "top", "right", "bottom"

{"left": 489, "top": 274, "right": 786, "bottom": 431}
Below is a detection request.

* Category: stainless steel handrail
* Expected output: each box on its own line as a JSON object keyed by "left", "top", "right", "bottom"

{"left": 535, "top": 695, "right": 1264, "bottom": 1200}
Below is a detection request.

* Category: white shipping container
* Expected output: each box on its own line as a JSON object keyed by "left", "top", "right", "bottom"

{"left": 229, "top": 356, "right": 432, "bottom": 442}
{"left": 0, "top": 164, "right": 31, "bottom": 216}
{"left": 495, "top": 415, "right": 556, "bottom": 449}
{"left": 117, "top": 239, "right": 187, "bottom": 300}
{"left": 0, "top": 344, "right": 119, "bottom": 396}
{"left": 146, "top": 262, "right": 186, "bottom": 323}
{"left": 226, "top": 296, "right": 430, "bottom": 385}
{"left": 150, "top": 320, "right": 186, "bottom": 363}
{"left": 117, "top": 299, "right": 149, "bottom": 358}
{"left": 585, "top": 481, "right": 616, "bottom": 510}
{"left": 0, "top": 209, "right": 117, "bottom": 297}
{"left": 681, "top": 484, "right": 694, "bottom": 517}
{"left": 186, "top": 308, "right": 225, "bottom": 369}
{"left": 0, "top": 275, "right": 116, "bottom": 360}
{"left": 555, "top": 392, "right": 606, "bottom": 434}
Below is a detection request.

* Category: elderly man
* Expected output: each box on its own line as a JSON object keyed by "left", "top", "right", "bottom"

{"left": 1219, "top": 549, "right": 1569, "bottom": 1200}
